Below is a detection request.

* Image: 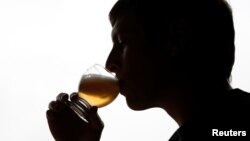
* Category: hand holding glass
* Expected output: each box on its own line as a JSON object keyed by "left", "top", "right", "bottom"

{"left": 70, "top": 64, "right": 119, "bottom": 122}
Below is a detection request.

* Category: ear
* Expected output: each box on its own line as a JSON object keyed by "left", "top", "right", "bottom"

{"left": 163, "top": 39, "right": 179, "bottom": 58}
{"left": 164, "top": 19, "right": 191, "bottom": 59}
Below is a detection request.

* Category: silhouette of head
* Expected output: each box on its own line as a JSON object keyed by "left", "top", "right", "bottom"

{"left": 106, "top": 0, "right": 235, "bottom": 110}
{"left": 109, "top": 0, "right": 235, "bottom": 81}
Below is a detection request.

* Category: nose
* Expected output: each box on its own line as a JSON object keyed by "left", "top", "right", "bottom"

{"left": 105, "top": 47, "right": 120, "bottom": 74}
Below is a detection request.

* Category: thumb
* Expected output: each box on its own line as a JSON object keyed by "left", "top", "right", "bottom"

{"left": 87, "top": 106, "right": 104, "bottom": 130}
{"left": 90, "top": 106, "right": 98, "bottom": 113}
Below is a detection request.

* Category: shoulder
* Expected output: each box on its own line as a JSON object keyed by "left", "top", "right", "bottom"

{"left": 169, "top": 89, "right": 250, "bottom": 141}
{"left": 227, "top": 88, "right": 250, "bottom": 109}
{"left": 229, "top": 88, "right": 250, "bottom": 97}
{"left": 200, "top": 88, "right": 250, "bottom": 135}
{"left": 215, "top": 88, "right": 250, "bottom": 129}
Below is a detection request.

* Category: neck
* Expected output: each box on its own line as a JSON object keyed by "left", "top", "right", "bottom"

{"left": 159, "top": 78, "right": 232, "bottom": 126}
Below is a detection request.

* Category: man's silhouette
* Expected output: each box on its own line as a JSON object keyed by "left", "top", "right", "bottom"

{"left": 47, "top": 0, "right": 250, "bottom": 140}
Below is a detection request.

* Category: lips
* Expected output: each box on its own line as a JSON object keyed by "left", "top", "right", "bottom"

{"left": 118, "top": 79, "right": 126, "bottom": 96}
{"left": 115, "top": 73, "right": 126, "bottom": 96}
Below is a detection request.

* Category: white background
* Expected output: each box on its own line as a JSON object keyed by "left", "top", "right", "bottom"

{"left": 0, "top": 0, "right": 249, "bottom": 141}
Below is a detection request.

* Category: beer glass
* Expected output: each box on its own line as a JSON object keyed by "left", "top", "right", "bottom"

{"left": 69, "top": 64, "right": 119, "bottom": 122}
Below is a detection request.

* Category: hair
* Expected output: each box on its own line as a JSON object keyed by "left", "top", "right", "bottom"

{"left": 109, "top": 0, "right": 235, "bottom": 81}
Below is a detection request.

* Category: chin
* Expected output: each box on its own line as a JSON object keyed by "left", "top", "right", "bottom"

{"left": 125, "top": 97, "right": 153, "bottom": 111}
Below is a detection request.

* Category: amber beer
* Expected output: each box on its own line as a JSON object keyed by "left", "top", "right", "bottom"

{"left": 78, "top": 74, "right": 119, "bottom": 107}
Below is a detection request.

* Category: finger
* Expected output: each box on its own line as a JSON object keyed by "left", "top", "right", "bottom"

{"left": 46, "top": 109, "right": 59, "bottom": 122}
{"left": 56, "top": 93, "right": 69, "bottom": 102}
{"left": 46, "top": 109, "right": 81, "bottom": 141}
{"left": 70, "top": 92, "right": 91, "bottom": 110}
{"left": 48, "top": 101, "right": 56, "bottom": 110}
{"left": 69, "top": 92, "right": 78, "bottom": 100}
{"left": 48, "top": 100, "right": 68, "bottom": 112}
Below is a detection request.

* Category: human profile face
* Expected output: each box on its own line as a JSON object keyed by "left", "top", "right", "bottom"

{"left": 105, "top": 12, "right": 170, "bottom": 110}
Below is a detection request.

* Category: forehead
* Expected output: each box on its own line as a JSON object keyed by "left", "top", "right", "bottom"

{"left": 111, "top": 12, "right": 143, "bottom": 38}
